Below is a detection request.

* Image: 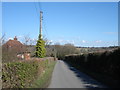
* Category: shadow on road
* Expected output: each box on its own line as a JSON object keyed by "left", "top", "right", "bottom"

{"left": 63, "top": 60, "right": 108, "bottom": 89}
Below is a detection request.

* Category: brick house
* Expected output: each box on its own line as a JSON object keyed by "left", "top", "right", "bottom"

{"left": 3, "top": 36, "right": 31, "bottom": 60}
{"left": 3, "top": 36, "right": 24, "bottom": 52}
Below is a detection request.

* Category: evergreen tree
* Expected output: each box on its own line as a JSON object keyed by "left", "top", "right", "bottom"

{"left": 35, "top": 34, "right": 46, "bottom": 58}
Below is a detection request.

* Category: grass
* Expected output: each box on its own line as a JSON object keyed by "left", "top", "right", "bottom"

{"left": 30, "top": 61, "right": 56, "bottom": 88}
{"left": 2, "top": 59, "right": 56, "bottom": 88}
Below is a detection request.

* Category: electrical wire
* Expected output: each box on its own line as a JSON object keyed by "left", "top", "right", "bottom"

{"left": 34, "top": 0, "right": 50, "bottom": 41}
{"left": 37, "top": 1, "right": 50, "bottom": 40}
{"left": 34, "top": 1, "right": 40, "bottom": 20}
{"left": 38, "top": 1, "right": 42, "bottom": 11}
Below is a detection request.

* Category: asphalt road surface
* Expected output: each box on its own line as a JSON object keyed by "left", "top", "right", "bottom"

{"left": 48, "top": 60, "right": 107, "bottom": 88}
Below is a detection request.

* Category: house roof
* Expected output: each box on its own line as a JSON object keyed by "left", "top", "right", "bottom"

{"left": 5, "top": 40, "right": 23, "bottom": 47}
{"left": 3, "top": 36, "right": 23, "bottom": 47}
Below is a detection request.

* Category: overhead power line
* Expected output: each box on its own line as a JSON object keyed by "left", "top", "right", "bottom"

{"left": 34, "top": 2, "right": 39, "bottom": 19}
{"left": 34, "top": 1, "right": 50, "bottom": 40}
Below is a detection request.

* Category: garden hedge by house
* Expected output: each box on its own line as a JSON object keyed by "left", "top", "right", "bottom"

{"left": 2, "top": 57, "right": 56, "bottom": 88}
{"left": 64, "top": 48, "right": 120, "bottom": 88}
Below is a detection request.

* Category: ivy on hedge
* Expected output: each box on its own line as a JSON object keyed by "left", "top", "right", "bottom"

{"left": 2, "top": 60, "right": 52, "bottom": 88}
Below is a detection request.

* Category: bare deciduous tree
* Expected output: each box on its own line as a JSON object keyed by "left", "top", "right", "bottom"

{"left": 0, "top": 33, "right": 6, "bottom": 46}
{"left": 45, "top": 43, "right": 79, "bottom": 59}
{"left": 23, "top": 34, "right": 31, "bottom": 52}
{"left": 42, "top": 36, "right": 52, "bottom": 47}
{"left": 23, "top": 34, "right": 30, "bottom": 45}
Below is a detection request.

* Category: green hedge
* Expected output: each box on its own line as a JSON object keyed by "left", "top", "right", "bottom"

{"left": 64, "top": 48, "right": 120, "bottom": 87}
{"left": 2, "top": 58, "right": 56, "bottom": 88}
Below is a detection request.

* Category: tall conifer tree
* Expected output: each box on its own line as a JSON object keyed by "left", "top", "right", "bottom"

{"left": 35, "top": 34, "right": 46, "bottom": 58}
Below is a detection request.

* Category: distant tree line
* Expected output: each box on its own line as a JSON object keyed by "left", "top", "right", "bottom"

{"left": 76, "top": 46, "right": 119, "bottom": 54}
{"left": 46, "top": 43, "right": 80, "bottom": 60}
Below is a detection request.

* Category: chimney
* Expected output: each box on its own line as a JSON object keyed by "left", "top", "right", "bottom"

{"left": 14, "top": 36, "right": 17, "bottom": 40}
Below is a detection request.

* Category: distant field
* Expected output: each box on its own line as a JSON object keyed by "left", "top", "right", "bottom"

{"left": 76, "top": 46, "right": 119, "bottom": 54}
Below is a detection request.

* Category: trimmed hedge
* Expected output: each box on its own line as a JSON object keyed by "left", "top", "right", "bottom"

{"left": 2, "top": 57, "right": 56, "bottom": 88}
{"left": 64, "top": 48, "right": 120, "bottom": 87}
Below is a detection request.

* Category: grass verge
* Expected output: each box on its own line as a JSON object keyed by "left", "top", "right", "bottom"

{"left": 30, "top": 61, "right": 56, "bottom": 88}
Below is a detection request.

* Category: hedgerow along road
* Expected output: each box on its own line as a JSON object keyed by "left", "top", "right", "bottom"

{"left": 48, "top": 60, "right": 107, "bottom": 88}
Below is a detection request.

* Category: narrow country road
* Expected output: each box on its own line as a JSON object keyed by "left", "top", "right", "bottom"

{"left": 48, "top": 60, "right": 107, "bottom": 88}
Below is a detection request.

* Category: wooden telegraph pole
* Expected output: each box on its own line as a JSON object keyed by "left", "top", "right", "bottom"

{"left": 40, "top": 11, "right": 43, "bottom": 39}
{"left": 36, "top": 11, "right": 46, "bottom": 58}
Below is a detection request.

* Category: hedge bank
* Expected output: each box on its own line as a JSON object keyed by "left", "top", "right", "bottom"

{"left": 2, "top": 57, "right": 56, "bottom": 88}
{"left": 64, "top": 48, "right": 120, "bottom": 88}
